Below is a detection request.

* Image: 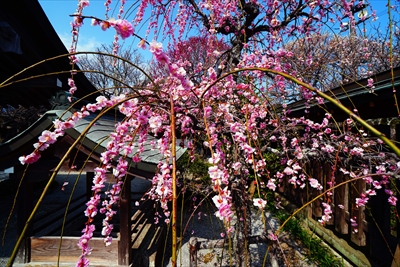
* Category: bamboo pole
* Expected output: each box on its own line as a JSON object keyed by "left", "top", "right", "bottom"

{"left": 170, "top": 95, "right": 178, "bottom": 267}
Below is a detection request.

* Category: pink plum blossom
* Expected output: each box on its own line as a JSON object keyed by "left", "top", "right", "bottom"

{"left": 19, "top": 152, "right": 41, "bottom": 165}
{"left": 267, "top": 179, "right": 277, "bottom": 191}
{"left": 137, "top": 39, "right": 146, "bottom": 49}
{"left": 283, "top": 167, "right": 294, "bottom": 175}
{"left": 100, "top": 20, "right": 111, "bottom": 31}
{"left": 76, "top": 256, "right": 89, "bottom": 267}
{"left": 38, "top": 130, "right": 57, "bottom": 144}
{"left": 355, "top": 194, "right": 369, "bottom": 208}
{"left": 113, "top": 19, "right": 133, "bottom": 39}
{"left": 309, "top": 178, "right": 322, "bottom": 190}
{"left": 78, "top": 0, "right": 90, "bottom": 8}
{"left": 253, "top": 198, "right": 267, "bottom": 209}
{"left": 319, "top": 202, "right": 332, "bottom": 224}
{"left": 268, "top": 232, "right": 278, "bottom": 241}
{"left": 388, "top": 196, "right": 397, "bottom": 206}
{"left": 149, "top": 40, "right": 163, "bottom": 54}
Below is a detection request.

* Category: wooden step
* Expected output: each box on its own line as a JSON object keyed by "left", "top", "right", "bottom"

{"left": 13, "top": 263, "right": 127, "bottom": 267}
{"left": 131, "top": 202, "right": 152, "bottom": 222}
{"left": 131, "top": 225, "right": 165, "bottom": 267}
{"left": 147, "top": 226, "right": 166, "bottom": 267}
{"left": 131, "top": 210, "right": 148, "bottom": 227}
{"left": 28, "top": 236, "right": 119, "bottom": 264}
{"left": 132, "top": 223, "right": 153, "bottom": 249}
{"left": 131, "top": 202, "right": 154, "bottom": 244}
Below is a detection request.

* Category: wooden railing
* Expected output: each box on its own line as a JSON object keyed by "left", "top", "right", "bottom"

{"left": 278, "top": 160, "right": 399, "bottom": 266}
{"left": 130, "top": 199, "right": 166, "bottom": 267}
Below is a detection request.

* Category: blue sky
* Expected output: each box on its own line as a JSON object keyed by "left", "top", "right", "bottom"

{"left": 39, "top": 1, "right": 134, "bottom": 51}
{"left": 38, "top": 0, "right": 155, "bottom": 61}
{"left": 38, "top": 0, "right": 394, "bottom": 55}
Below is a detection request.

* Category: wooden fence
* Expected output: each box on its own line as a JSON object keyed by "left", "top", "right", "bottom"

{"left": 278, "top": 160, "right": 399, "bottom": 266}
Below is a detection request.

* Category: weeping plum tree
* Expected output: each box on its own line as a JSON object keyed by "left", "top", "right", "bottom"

{"left": 8, "top": 0, "right": 400, "bottom": 267}
{"left": 149, "top": 35, "right": 231, "bottom": 85}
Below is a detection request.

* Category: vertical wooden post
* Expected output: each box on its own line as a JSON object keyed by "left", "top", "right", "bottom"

{"left": 334, "top": 171, "right": 348, "bottom": 234}
{"left": 351, "top": 178, "right": 366, "bottom": 246}
{"left": 305, "top": 162, "right": 312, "bottom": 219}
{"left": 118, "top": 176, "right": 131, "bottom": 265}
{"left": 323, "top": 163, "right": 333, "bottom": 225}
{"left": 312, "top": 162, "right": 322, "bottom": 218}
{"left": 86, "top": 172, "right": 94, "bottom": 201}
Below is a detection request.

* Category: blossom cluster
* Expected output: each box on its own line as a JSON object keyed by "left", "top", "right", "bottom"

{"left": 19, "top": 109, "right": 90, "bottom": 165}
{"left": 92, "top": 19, "right": 134, "bottom": 40}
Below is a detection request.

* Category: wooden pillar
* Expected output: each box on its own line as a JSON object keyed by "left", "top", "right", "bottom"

{"left": 86, "top": 172, "right": 94, "bottom": 201}
{"left": 118, "top": 176, "right": 131, "bottom": 265}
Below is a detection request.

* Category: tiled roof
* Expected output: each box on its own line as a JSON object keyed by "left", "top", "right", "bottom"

{"left": 0, "top": 110, "right": 186, "bottom": 174}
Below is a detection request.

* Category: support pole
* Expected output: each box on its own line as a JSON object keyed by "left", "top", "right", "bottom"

{"left": 118, "top": 175, "right": 131, "bottom": 265}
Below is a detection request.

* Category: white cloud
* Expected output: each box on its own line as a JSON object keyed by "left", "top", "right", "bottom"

{"left": 58, "top": 32, "right": 72, "bottom": 50}
{"left": 58, "top": 32, "right": 101, "bottom": 52}
{"left": 76, "top": 37, "right": 102, "bottom": 52}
